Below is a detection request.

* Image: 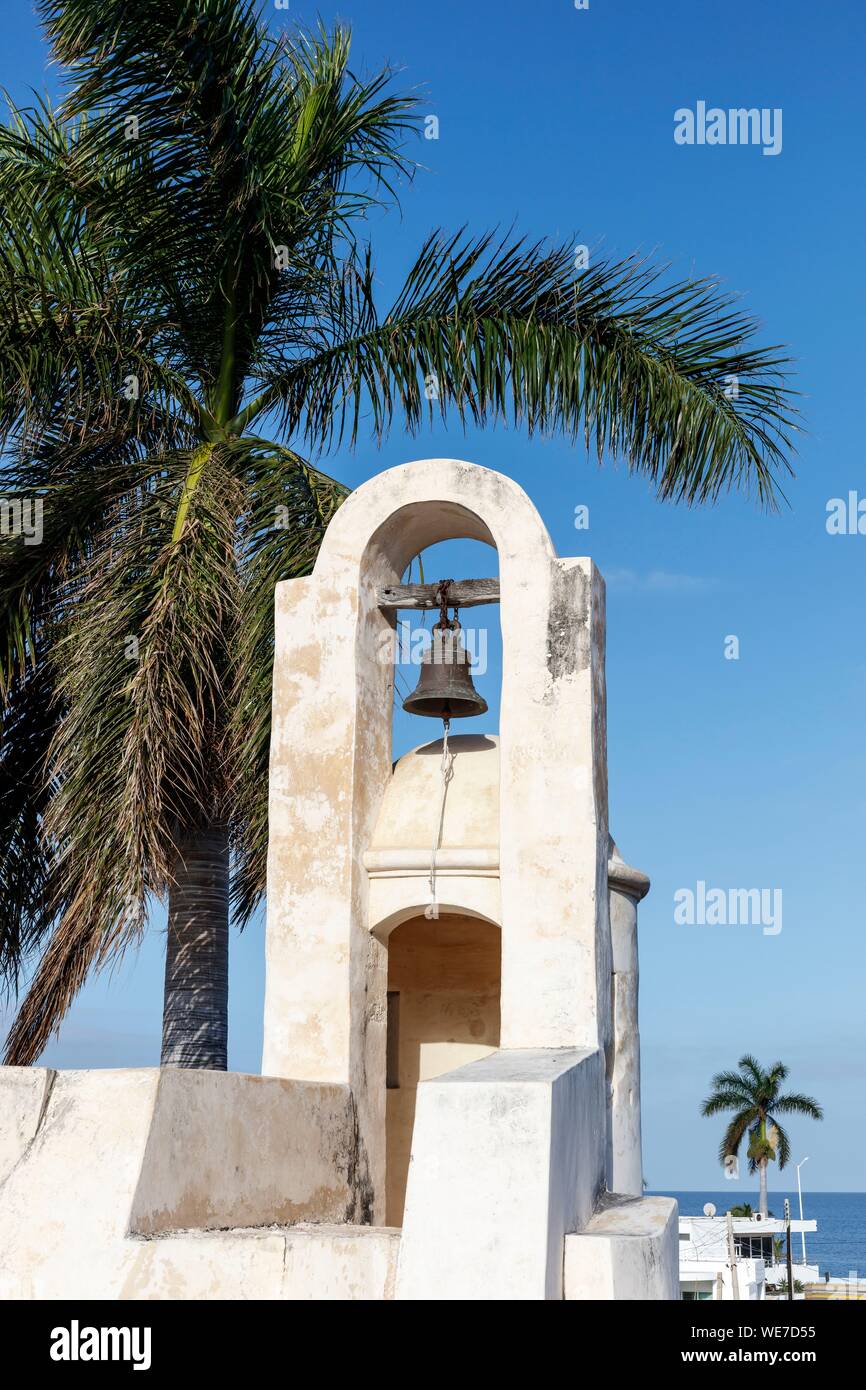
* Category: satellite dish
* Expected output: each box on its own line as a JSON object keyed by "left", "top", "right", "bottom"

{"left": 703, "top": 1202, "right": 717, "bottom": 1217}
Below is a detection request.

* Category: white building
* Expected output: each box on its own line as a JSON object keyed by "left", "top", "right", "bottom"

{"left": 679, "top": 1212, "right": 819, "bottom": 1300}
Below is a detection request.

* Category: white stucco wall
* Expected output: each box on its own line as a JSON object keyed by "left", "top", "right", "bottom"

{"left": 0, "top": 1068, "right": 369, "bottom": 1299}
{"left": 121, "top": 1225, "right": 400, "bottom": 1301}
{"left": 396, "top": 1048, "right": 606, "bottom": 1300}
{"left": 608, "top": 843, "right": 650, "bottom": 1195}
{"left": 564, "top": 1194, "right": 679, "bottom": 1300}
{"left": 366, "top": 733, "right": 502, "bottom": 941}
{"left": 680, "top": 1257, "right": 765, "bottom": 1302}
{"left": 0, "top": 1065, "right": 54, "bottom": 1185}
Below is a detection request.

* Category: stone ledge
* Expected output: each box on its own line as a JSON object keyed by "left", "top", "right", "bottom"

{"left": 564, "top": 1194, "right": 679, "bottom": 1300}
{"left": 117, "top": 1224, "right": 401, "bottom": 1301}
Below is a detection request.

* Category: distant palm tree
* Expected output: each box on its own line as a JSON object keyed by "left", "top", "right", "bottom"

{"left": 729, "top": 1203, "right": 753, "bottom": 1217}
{"left": 702, "top": 1056, "right": 822, "bottom": 1217}
{"left": 1, "top": 1, "right": 796, "bottom": 1070}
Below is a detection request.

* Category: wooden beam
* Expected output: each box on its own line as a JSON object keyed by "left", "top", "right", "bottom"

{"left": 377, "top": 578, "right": 500, "bottom": 610}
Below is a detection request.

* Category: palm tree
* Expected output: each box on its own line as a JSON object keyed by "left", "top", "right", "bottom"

{"left": 702, "top": 1056, "right": 822, "bottom": 1217}
{"left": 729, "top": 1203, "right": 753, "bottom": 1217}
{"left": 0, "top": 1, "right": 796, "bottom": 1070}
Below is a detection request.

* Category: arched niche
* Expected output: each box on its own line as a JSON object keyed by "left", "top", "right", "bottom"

{"left": 384, "top": 910, "right": 501, "bottom": 1225}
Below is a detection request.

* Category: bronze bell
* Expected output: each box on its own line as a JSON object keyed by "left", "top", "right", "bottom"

{"left": 402, "top": 621, "right": 488, "bottom": 721}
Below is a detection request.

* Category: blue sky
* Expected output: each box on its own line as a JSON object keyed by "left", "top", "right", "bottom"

{"left": 4, "top": 0, "right": 864, "bottom": 1194}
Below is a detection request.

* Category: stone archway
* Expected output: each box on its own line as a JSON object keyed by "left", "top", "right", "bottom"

{"left": 263, "top": 457, "right": 610, "bottom": 1223}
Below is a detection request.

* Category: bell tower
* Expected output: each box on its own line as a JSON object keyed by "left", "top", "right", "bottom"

{"left": 262, "top": 457, "right": 662, "bottom": 1297}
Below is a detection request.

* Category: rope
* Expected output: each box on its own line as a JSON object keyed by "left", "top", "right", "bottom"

{"left": 424, "top": 718, "right": 455, "bottom": 920}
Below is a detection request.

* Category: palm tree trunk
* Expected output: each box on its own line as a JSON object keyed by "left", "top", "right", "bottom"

{"left": 758, "top": 1157, "right": 769, "bottom": 1217}
{"left": 160, "top": 826, "right": 229, "bottom": 1069}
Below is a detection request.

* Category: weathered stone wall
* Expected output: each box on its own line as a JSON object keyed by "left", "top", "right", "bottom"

{"left": 564, "top": 1194, "right": 679, "bottom": 1300}
{"left": 0, "top": 1068, "right": 366, "bottom": 1299}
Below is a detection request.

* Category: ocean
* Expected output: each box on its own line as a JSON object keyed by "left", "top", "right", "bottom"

{"left": 656, "top": 1191, "right": 866, "bottom": 1279}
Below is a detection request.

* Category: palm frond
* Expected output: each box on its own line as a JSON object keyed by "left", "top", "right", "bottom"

{"left": 745, "top": 1124, "right": 766, "bottom": 1175}
{"left": 0, "top": 102, "right": 197, "bottom": 449}
{"left": 3, "top": 453, "right": 242, "bottom": 1054}
{"left": 769, "top": 1120, "right": 791, "bottom": 1169}
{"left": 719, "top": 1110, "right": 753, "bottom": 1165}
{"left": 251, "top": 230, "right": 797, "bottom": 505}
{"left": 706, "top": 1068, "right": 755, "bottom": 1098}
{"left": 0, "top": 662, "right": 60, "bottom": 989}
{"left": 736, "top": 1054, "right": 766, "bottom": 1092}
{"left": 701, "top": 1090, "right": 756, "bottom": 1117}
{"left": 3, "top": 874, "right": 144, "bottom": 1065}
{"left": 772, "top": 1091, "right": 823, "bottom": 1121}
{"left": 35, "top": 6, "right": 417, "bottom": 423}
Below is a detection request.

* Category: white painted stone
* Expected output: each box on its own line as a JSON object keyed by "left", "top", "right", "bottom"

{"left": 0, "top": 1069, "right": 366, "bottom": 1299}
{"left": 0, "top": 1066, "right": 54, "bottom": 1184}
{"left": 608, "top": 842, "right": 650, "bottom": 1195}
{"left": 0, "top": 1069, "right": 161, "bottom": 1299}
{"left": 396, "top": 1049, "right": 605, "bottom": 1300}
{"left": 366, "top": 733, "right": 501, "bottom": 941}
{"left": 119, "top": 1225, "right": 399, "bottom": 1302}
{"left": 564, "top": 1194, "right": 679, "bottom": 1300}
{"left": 370, "top": 733, "right": 500, "bottom": 855}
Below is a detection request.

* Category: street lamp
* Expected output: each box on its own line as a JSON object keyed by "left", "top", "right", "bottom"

{"left": 796, "top": 1158, "right": 809, "bottom": 1265}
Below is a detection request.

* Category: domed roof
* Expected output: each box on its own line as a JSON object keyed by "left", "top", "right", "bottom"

{"left": 370, "top": 734, "right": 499, "bottom": 852}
